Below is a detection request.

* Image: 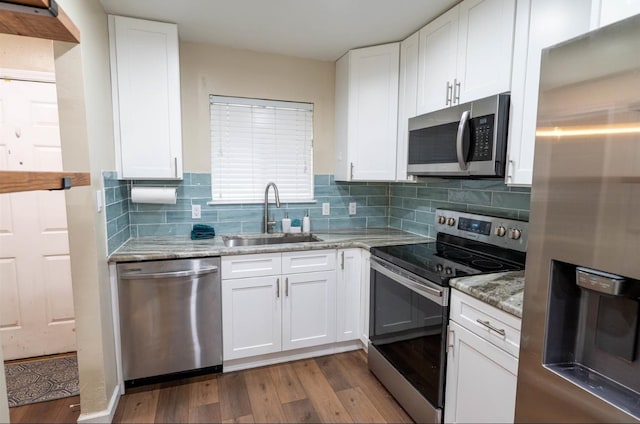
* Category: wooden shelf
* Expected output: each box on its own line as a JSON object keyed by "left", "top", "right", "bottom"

{"left": 0, "top": 171, "right": 90, "bottom": 194}
{"left": 0, "top": 0, "right": 80, "bottom": 43}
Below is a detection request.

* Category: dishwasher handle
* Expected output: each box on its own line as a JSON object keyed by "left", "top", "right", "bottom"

{"left": 120, "top": 266, "right": 219, "bottom": 280}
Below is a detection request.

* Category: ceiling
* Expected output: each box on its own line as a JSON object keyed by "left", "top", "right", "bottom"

{"left": 99, "top": 0, "right": 459, "bottom": 61}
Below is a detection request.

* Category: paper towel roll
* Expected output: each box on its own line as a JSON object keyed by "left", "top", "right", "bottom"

{"left": 131, "top": 187, "right": 177, "bottom": 204}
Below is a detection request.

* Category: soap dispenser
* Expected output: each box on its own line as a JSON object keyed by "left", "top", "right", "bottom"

{"left": 282, "top": 212, "right": 291, "bottom": 233}
{"left": 302, "top": 209, "right": 310, "bottom": 233}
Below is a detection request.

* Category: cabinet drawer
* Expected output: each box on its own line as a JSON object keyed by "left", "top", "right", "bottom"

{"left": 450, "top": 289, "right": 521, "bottom": 357}
{"left": 282, "top": 250, "right": 336, "bottom": 274}
{"left": 221, "top": 253, "right": 281, "bottom": 279}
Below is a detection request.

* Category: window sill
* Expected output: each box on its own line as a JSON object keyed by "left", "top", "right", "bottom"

{"left": 207, "top": 199, "right": 318, "bottom": 206}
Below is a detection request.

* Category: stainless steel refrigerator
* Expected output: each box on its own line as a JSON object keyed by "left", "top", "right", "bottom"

{"left": 515, "top": 14, "right": 640, "bottom": 423}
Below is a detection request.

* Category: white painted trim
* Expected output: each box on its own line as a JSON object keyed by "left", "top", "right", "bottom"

{"left": 223, "top": 340, "right": 363, "bottom": 373}
{"left": 108, "top": 263, "right": 126, "bottom": 395}
{"left": 0, "top": 68, "right": 55, "bottom": 83}
{"left": 77, "top": 385, "right": 120, "bottom": 424}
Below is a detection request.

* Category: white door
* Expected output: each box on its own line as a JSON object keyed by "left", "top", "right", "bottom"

{"left": 282, "top": 270, "right": 336, "bottom": 351}
{"left": 347, "top": 43, "right": 400, "bottom": 181}
{"left": 0, "top": 78, "right": 76, "bottom": 360}
{"left": 336, "top": 249, "right": 361, "bottom": 342}
{"left": 417, "top": 5, "right": 459, "bottom": 115}
{"left": 444, "top": 321, "right": 518, "bottom": 424}
{"left": 221, "top": 276, "right": 282, "bottom": 360}
{"left": 456, "top": 0, "right": 516, "bottom": 104}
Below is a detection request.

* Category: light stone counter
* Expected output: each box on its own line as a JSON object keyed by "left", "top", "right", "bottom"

{"left": 108, "top": 228, "right": 431, "bottom": 263}
{"left": 449, "top": 270, "right": 525, "bottom": 318}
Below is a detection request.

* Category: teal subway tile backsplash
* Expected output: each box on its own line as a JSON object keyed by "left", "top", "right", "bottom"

{"left": 388, "top": 178, "right": 530, "bottom": 237}
{"left": 103, "top": 172, "right": 531, "bottom": 254}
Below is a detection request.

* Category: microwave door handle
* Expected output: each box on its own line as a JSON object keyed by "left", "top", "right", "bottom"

{"left": 456, "top": 110, "right": 471, "bottom": 171}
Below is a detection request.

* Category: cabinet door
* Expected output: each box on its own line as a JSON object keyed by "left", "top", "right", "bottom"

{"left": 444, "top": 321, "right": 518, "bottom": 424}
{"left": 282, "top": 270, "right": 337, "bottom": 350}
{"left": 591, "top": 0, "right": 640, "bottom": 28}
{"left": 396, "top": 31, "right": 420, "bottom": 181}
{"left": 417, "top": 6, "right": 459, "bottom": 115}
{"left": 336, "top": 249, "right": 362, "bottom": 342}
{"left": 109, "top": 15, "right": 183, "bottom": 180}
{"left": 222, "top": 276, "right": 282, "bottom": 360}
{"left": 506, "top": 0, "right": 592, "bottom": 186}
{"left": 456, "top": 0, "right": 516, "bottom": 104}
{"left": 347, "top": 43, "right": 400, "bottom": 181}
{"left": 360, "top": 250, "right": 371, "bottom": 346}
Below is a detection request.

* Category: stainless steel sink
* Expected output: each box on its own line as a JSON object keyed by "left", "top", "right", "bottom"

{"left": 222, "top": 233, "right": 322, "bottom": 247}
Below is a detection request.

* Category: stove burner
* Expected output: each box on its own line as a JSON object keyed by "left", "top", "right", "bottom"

{"left": 472, "top": 259, "right": 506, "bottom": 270}
{"left": 441, "top": 249, "right": 473, "bottom": 260}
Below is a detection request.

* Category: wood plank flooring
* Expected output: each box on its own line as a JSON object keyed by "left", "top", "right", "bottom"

{"left": 9, "top": 350, "right": 414, "bottom": 423}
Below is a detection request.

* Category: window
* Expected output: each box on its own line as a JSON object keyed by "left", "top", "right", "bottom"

{"left": 210, "top": 95, "right": 314, "bottom": 203}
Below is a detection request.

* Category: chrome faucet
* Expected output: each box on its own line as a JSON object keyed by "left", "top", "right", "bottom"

{"left": 264, "top": 182, "right": 281, "bottom": 233}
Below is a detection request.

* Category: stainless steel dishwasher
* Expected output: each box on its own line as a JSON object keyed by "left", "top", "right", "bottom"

{"left": 117, "top": 257, "right": 222, "bottom": 386}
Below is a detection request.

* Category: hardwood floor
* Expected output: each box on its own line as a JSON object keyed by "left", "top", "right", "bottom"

{"left": 9, "top": 395, "right": 80, "bottom": 423}
{"left": 8, "top": 350, "right": 414, "bottom": 423}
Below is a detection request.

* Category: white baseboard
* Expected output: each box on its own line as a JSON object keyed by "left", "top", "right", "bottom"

{"left": 223, "top": 340, "right": 363, "bottom": 372}
{"left": 77, "top": 385, "right": 120, "bottom": 424}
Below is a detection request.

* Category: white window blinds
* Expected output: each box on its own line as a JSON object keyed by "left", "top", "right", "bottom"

{"left": 210, "top": 96, "right": 314, "bottom": 203}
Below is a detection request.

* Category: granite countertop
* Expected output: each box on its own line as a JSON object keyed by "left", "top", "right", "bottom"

{"left": 108, "top": 228, "right": 431, "bottom": 263}
{"left": 449, "top": 270, "right": 525, "bottom": 318}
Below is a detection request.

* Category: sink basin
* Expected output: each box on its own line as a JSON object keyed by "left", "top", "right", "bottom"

{"left": 223, "top": 233, "right": 322, "bottom": 247}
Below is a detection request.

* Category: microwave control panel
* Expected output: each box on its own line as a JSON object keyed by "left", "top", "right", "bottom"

{"left": 470, "top": 114, "right": 494, "bottom": 161}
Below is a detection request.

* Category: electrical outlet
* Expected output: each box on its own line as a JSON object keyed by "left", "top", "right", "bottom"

{"left": 322, "top": 203, "right": 330, "bottom": 215}
{"left": 192, "top": 204, "right": 201, "bottom": 219}
{"left": 349, "top": 202, "right": 357, "bottom": 215}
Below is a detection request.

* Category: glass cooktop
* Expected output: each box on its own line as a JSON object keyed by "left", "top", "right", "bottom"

{"left": 370, "top": 233, "right": 526, "bottom": 285}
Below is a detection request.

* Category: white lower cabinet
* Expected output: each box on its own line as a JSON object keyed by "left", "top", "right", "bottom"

{"left": 445, "top": 289, "right": 521, "bottom": 424}
{"left": 336, "top": 249, "right": 362, "bottom": 342}
{"left": 222, "top": 250, "right": 337, "bottom": 361}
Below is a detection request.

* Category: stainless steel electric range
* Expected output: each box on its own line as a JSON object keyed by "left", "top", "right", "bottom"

{"left": 368, "top": 208, "right": 528, "bottom": 423}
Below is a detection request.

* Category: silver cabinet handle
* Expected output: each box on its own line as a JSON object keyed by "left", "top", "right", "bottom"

{"left": 447, "top": 325, "right": 455, "bottom": 354}
{"left": 174, "top": 157, "right": 178, "bottom": 178}
{"left": 446, "top": 81, "right": 452, "bottom": 106}
{"left": 285, "top": 277, "right": 289, "bottom": 297}
{"left": 456, "top": 110, "right": 471, "bottom": 171}
{"left": 476, "top": 319, "right": 506, "bottom": 336}
{"left": 120, "top": 266, "right": 218, "bottom": 280}
{"left": 350, "top": 162, "right": 354, "bottom": 180}
{"left": 341, "top": 251, "right": 345, "bottom": 270}
{"left": 276, "top": 278, "right": 280, "bottom": 298}
{"left": 454, "top": 78, "right": 460, "bottom": 104}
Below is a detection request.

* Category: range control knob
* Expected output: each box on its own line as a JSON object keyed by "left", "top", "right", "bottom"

{"left": 436, "top": 264, "right": 444, "bottom": 272}
{"left": 446, "top": 217, "right": 456, "bottom": 227}
{"left": 509, "top": 228, "right": 522, "bottom": 240}
{"left": 445, "top": 267, "right": 453, "bottom": 275}
{"left": 495, "top": 226, "right": 507, "bottom": 237}
{"left": 437, "top": 215, "right": 447, "bottom": 225}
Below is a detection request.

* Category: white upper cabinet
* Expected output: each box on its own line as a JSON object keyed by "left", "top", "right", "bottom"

{"left": 417, "top": 0, "right": 516, "bottom": 115}
{"left": 590, "top": 0, "right": 640, "bottom": 28}
{"left": 506, "top": 0, "right": 592, "bottom": 186}
{"left": 335, "top": 43, "right": 400, "bottom": 181}
{"left": 108, "top": 15, "right": 183, "bottom": 180}
{"left": 396, "top": 31, "right": 420, "bottom": 181}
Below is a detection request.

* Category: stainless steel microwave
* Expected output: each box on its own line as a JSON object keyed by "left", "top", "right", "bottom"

{"left": 407, "top": 93, "right": 510, "bottom": 177}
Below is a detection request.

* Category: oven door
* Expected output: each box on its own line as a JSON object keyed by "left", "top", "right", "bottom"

{"left": 369, "top": 257, "right": 449, "bottom": 414}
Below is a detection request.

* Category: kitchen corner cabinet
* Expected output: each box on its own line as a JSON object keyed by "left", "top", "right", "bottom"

{"left": 505, "top": 0, "right": 592, "bottom": 186}
{"left": 359, "top": 250, "right": 371, "bottom": 346}
{"left": 396, "top": 31, "right": 420, "bottom": 181}
{"left": 334, "top": 43, "right": 400, "bottom": 181}
{"left": 336, "top": 249, "right": 362, "bottom": 342}
{"left": 222, "top": 251, "right": 337, "bottom": 361}
{"left": 108, "top": 15, "right": 183, "bottom": 180}
{"left": 417, "top": 0, "right": 516, "bottom": 116}
{"left": 444, "top": 289, "right": 521, "bottom": 424}
{"left": 590, "top": 0, "right": 640, "bottom": 29}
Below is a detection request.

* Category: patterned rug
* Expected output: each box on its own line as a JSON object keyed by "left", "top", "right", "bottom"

{"left": 4, "top": 354, "right": 79, "bottom": 407}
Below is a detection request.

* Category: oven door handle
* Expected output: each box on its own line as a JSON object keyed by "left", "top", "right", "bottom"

{"left": 371, "top": 258, "right": 446, "bottom": 306}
